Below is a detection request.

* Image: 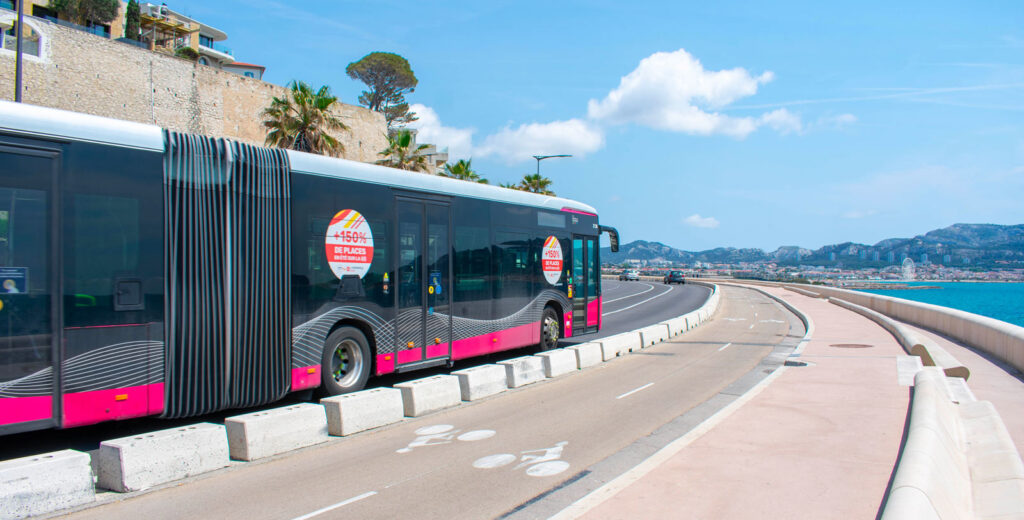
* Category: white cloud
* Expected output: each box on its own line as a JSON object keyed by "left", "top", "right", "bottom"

{"left": 759, "top": 109, "right": 803, "bottom": 134}
{"left": 405, "top": 104, "right": 475, "bottom": 160}
{"left": 684, "top": 214, "right": 720, "bottom": 228}
{"left": 587, "top": 48, "right": 792, "bottom": 138}
{"left": 474, "top": 119, "right": 605, "bottom": 164}
{"left": 816, "top": 113, "right": 857, "bottom": 129}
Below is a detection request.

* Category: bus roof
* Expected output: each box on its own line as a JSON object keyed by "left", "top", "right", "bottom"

{"left": 0, "top": 100, "right": 164, "bottom": 151}
{"left": 287, "top": 149, "right": 597, "bottom": 215}
{"left": 0, "top": 101, "right": 598, "bottom": 216}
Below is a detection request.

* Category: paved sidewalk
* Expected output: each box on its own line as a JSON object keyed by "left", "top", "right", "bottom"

{"left": 577, "top": 285, "right": 913, "bottom": 519}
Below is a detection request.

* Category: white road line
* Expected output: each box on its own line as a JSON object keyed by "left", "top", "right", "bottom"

{"left": 603, "top": 283, "right": 654, "bottom": 304}
{"left": 616, "top": 382, "right": 654, "bottom": 400}
{"left": 717, "top": 343, "right": 732, "bottom": 352}
{"left": 290, "top": 491, "right": 377, "bottom": 520}
{"left": 603, "top": 285, "right": 674, "bottom": 316}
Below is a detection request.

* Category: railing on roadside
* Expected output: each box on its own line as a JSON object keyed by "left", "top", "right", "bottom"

{"left": 200, "top": 42, "right": 232, "bottom": 56}
{"left": 115, "top": 37, "right": 148, "bottom": 49}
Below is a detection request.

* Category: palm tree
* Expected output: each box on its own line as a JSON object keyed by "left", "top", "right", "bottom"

{"left": 377, "top": 129, "right": 430, "bottom": 172}
{"left": 498, "top": 182, "right": 523, "bottom": 190}
{"left": 519, "top": 173, "right": 555, "bottom": 195}
{"left": 263, "top": 81, "right": 347, "bottom": 157}
{"left": 440, "top": 159, "right": 488, "bottom": 183}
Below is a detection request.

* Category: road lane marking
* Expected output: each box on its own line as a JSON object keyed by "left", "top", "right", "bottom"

{"left": 760, "top": 319, "right": 785, "bottom": 323}
{"left": 616, "top": 382, "right": 654, "bottom": 400}
{"left": 291, "top": 491, "right": 377, "bottom": 520}
{"left": 717, "top": 343, "right": 732, "bottom": 352}
{"left": 603, "top": 285, "right": 674, "bottom": 316}
{"left": 603, "top": 283, "right": 654, "bottom": 304}
{"left": 722, "top": 318, "right": 746, "bottom": 321}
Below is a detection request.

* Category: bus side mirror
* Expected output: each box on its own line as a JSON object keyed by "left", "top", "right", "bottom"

{"left": 600, "top": 226, "right": 620, "bottom": 253}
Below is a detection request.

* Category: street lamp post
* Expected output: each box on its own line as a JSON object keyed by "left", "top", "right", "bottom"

{"left": 532, "top": 154, "right": 572, "bottom": 176}
{"left": 14, "top": 0, "right": 25, "bottom": 102}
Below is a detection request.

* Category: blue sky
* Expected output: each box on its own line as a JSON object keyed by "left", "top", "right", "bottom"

{"left": 174, "top": 0, "right": 1023, "bottom": 251}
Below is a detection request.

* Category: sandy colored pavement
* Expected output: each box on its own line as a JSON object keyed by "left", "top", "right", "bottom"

{"left": 581, "top": 286, "right": 913, "bottom": 519}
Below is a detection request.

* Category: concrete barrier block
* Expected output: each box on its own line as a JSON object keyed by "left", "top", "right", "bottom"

{"left": 225, "top": 403, "right": 330, "bottom": 461}
{"left": 567, "top": 342, "right": 603, "bottom": 369}
{"left": 321, "top": 387, "right": 404, "bottom": 436}
{"left": 395, "top": 374, "right": 462, "bottom": 416}
{"left": 600, "top": 332, "right": 641, "bottom": 359}
{"left": 0, "top": 449, "right": 95, "bottom": 519}
{"left": 663, "top": 317, "right": 686, "bottom": 336}
{"left": 498, "top": 356, "right": 546, "bottom": 388}
{"left": 536, "top": 349, "right": 577, "bottom": 378}
{"left": 452, "top": 364, "right": 508, "bottom": 401}
{"left": 972, "top": 478, "right": 1024, "bottom": 519}
{"left": 639, "top": 324, "right": 670, "bottom": 347}
{"left": 880, "top": 487, "right": 941, "bottom": 520}
{"left": 97, "top": 423, "right": 229, "bottom": 492}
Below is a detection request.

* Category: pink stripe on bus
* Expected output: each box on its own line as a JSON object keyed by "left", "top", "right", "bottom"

{"left": 397, "top": 348, "right": 422, "bottom": 364}
{"left": 561, "top": 207, "right": 597, "bottom": 216}
{"left": 587, "top": 297, "right": 601, "bottom": 327}
{"left": 426, "top": 342, "right": 450, "bottom": 359}
{"left": 0, "top": 395, "right": 52, "bottom": 426}
{"left": 376, "top": 354, "right": 396, "bottom": 375}
{"left": 451, "top": 321, "right": 541, "bottom": 361}
{"left": 291, "top": 366, "right": 321, "bottom": 392}
{"left": 62, "top": 383, "right": 164, "bottom": 428}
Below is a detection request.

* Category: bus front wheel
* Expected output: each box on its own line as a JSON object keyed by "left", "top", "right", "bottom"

{"left": 320, "top": 326, "right": 371, "bottom": 396}
{"left": 539, "top": 307, "right": 561, "bottom": 351}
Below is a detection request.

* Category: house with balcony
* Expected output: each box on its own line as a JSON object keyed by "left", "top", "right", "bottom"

{"left": 1, "top": 0, "right": 264, "bottom": 78}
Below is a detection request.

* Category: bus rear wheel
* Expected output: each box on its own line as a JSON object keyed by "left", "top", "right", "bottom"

{"left": 320, "top": 326, "right": 371, "bottom": 396}
{"left": 539, "top": 307, "right": 561, "bottom": 351}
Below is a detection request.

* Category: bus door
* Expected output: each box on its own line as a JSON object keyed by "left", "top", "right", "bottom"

{"left": 0, "top": 144, "right": 59, "bottom": 433}
{"left": 395, "top": 198, "right": 451, "bottom": 367}
{"left": 571, "top": 235, "right": 600, "bottom": 335}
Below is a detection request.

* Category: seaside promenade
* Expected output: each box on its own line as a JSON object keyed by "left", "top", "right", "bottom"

{"left": 564, "top": 284, "right": 1024, "bottom": 519}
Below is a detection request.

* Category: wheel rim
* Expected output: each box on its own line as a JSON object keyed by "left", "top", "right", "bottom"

{"left": 331, "top": 338, "right": 364, "bottom": 388}
{"left": 543, "top": 315, "right": 560, "bottom": 348}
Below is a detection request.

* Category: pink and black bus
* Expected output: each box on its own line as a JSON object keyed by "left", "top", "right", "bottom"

{"left": 0, "top": 101, "right": 619, "bottom": 434}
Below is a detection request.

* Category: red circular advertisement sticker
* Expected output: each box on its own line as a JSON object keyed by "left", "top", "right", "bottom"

{"left": 542, "top": 236, "right": 563, "bottom": 285}
{"left": 325, "top": 209, "right": 374, "bottom": 279}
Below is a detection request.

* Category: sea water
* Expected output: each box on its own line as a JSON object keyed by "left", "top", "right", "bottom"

{"left": 858, "top": 282, "right": 1024, "bottom": 328}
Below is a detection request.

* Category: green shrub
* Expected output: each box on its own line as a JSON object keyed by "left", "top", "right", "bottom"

{"left": 175, "top": 46, "right": 200, "bottom": 62}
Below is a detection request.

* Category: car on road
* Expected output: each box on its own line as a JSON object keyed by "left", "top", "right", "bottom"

{"left": 619, "top": 269, "right": 640, "bottom": 281}
{"left": 663, "top": 270, "right": 686, "bottom": 284}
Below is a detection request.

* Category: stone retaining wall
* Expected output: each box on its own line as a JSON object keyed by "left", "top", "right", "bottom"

{"left": 0, "top": 15, "right": 387, "bottom": 163}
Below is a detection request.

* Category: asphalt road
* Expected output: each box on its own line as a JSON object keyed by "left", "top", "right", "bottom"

{"left": 59, "top": 284, "right": 804, "bottom": 520}
{"left": 1, "top": 280, "right": 710, "bottom": 460}
{"left": 572, "top": 279, "right": 711, "bottom": 341}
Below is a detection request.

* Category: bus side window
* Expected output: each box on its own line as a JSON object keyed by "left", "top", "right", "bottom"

{"left": 453, "top": 224, "right": 491, "bottom": 317}
{"left": 65, "top": 194, "right": 142, "bottom": 325}
{"left": 494, "top": 230, "right": 532, "bottom": 303}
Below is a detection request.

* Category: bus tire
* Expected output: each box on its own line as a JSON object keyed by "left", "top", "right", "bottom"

{"left": 320, "top": 326, "right": 372, "bottom": 396}
{"left": 539, "top": 307, "right": 561, "bottom": 351}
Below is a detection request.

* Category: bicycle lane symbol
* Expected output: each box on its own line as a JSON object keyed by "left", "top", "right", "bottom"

{"left": 472, "top": 441, "right": 570, "bottom": 477}
{"left": 396, "top": 424, "right": 496, "bottom": 454}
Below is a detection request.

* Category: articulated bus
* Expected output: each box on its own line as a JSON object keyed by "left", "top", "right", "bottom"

{"left": 0, "top": 101, "right": 619, "bottom": 434}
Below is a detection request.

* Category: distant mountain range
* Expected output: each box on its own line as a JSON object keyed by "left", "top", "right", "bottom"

{"left": 601, "top": 223, "right": 1024, "bottom": 269}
